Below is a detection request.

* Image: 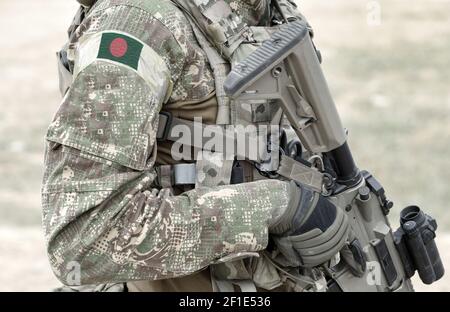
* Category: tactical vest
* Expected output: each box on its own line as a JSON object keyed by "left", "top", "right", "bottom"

{"left": 59, "top": 0, "right": 318, "bottom": 292}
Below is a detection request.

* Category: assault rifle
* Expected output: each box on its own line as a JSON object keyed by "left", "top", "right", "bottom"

{"left": 224, "top": 19, "right": 444, "bottom": 292}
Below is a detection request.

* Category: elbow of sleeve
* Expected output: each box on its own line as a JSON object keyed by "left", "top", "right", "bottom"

{"left": 47, "top": 242, "right": 81, "bottom": 286}
{"left": 47, "top": 231, "right": 93, "bottom": 286}
{"left": 46, "top": 225, "right": 109, "bottom": 286}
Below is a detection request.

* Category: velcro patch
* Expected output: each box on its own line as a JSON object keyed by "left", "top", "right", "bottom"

{"left": 97, "top": 33, "right": 143, "bottom": 70}
{"left": 73, "top": 31, "right": 172, "bottom": 103}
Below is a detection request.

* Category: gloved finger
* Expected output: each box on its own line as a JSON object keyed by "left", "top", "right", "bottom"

{"left": 271, "top": 236, "right": 303, "bottom": 267}
{"left": 290, "top": 209, "right": 350, "bottom": 267}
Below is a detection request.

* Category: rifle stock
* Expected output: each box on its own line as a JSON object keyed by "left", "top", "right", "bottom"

{"left": 224, "top": 19, "right": 444, "bottom": 291}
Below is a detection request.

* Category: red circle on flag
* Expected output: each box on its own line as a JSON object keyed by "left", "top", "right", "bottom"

{"left": 109, "top": 38, "right": 128, "bottom": 58}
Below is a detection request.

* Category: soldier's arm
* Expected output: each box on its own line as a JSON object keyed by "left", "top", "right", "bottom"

{"left": 42, "top": 2, "right": 291, "bottom": 285}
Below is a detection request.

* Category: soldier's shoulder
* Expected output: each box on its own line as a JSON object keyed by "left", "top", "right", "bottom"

{"left": 92, "top": 0, "right": 180, "bottom": 14}
{"left": 91, "top": 0, "right": 190, "bottom": 42}
{"left": 86, "top": 0, "right": 191, "bottom": 79}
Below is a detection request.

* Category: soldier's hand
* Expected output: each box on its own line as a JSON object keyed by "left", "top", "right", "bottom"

{"left": 268, "top": 181, "right": 350, "bottom": 267}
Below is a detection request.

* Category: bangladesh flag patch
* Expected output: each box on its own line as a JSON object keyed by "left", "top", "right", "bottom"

{"left": 97, "top": 33, "right": 143, "bottom": 70}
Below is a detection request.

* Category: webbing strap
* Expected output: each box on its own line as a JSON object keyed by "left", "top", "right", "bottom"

{"left": 157, "top": 113, "right": 325, "bottom": 192}
{"left": 173, "top": 163, "right": 197, "bottom": 185}
{"left": 211, "top": 278, "right": 234, "bottom": 292}
{"left": 188, "top": 22, "right": 231, "bottom": 125}
{"left": 57, "top": 49, "right": 73, "bottom": 96}
{"left": 157, "top": 165, "right": 173, "bottom": 188}
{"left": 277, "top": 155, "right": 324, "bottom": 192}
{"left": 195, "top": 0, "right": 252, "bottom": 58}
{"left": 155, "top": 163, "right": 196, "bottom": 187}
{"left": 236, "top": 280, "right": 258, "bottom": 292}
{"left": 171, "top": 0, "right": 252, "bottom": 59}
{"left": 211, "top": 277, "right": 257, "bottom": 293}
{"left": 157, "top": 113, "right": 268, "bottom": 162}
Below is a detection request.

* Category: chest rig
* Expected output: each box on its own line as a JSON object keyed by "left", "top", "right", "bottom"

{"left": 157, "top": 0, "right": 323, "bottom": 191}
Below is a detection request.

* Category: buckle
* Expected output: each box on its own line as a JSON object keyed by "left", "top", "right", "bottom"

{"left": 157, "top": 111, "right": 173, "bottom": 141}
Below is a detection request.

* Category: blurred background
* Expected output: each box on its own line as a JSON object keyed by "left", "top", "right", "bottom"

{"left": 0, "top": 0, "right": 449, "bottom": 291}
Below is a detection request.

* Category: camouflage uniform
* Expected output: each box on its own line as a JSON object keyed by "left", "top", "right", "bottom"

{"left": 43, "top": 0, "right": 305, "bottom": 291}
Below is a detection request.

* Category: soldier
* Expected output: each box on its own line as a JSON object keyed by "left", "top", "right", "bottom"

{"left": 42, "top": 0, "right": 350, "bottom": 292}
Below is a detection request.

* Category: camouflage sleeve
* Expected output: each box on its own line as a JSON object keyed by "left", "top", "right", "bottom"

{"left": 42, "top": 1, "right": 291, "bottom": 285}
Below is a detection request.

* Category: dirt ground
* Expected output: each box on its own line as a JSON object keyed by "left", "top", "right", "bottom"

{"left": 0, "top": 0, "right": 449, "bottom": 291}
